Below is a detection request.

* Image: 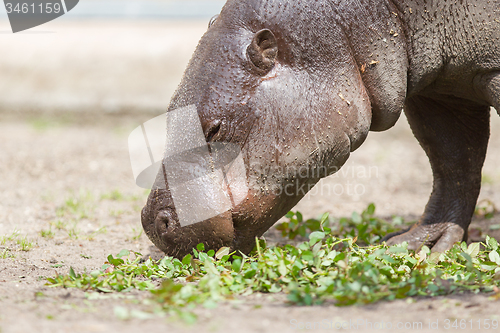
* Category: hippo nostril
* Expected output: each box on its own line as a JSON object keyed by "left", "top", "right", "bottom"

{"left": 154, "top": 210, "right": 178, "bottom": 237}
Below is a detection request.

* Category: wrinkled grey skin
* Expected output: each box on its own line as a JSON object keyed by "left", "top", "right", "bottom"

{"left": 142, "top": 0, "right": 500, "bottom": 258}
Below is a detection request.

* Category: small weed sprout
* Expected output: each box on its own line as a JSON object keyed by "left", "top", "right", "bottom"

{"left": 130, "top": 228, "right": 143, "bottom": 241}
{"left": 40, "top": 228, "right": 55, "bottom": 239}
{"left": 0, "top": 248, "right": 14, "bottom": 259}
{"left": 101, "top": 189, "right": 141, "bottom": 202}
{"left": 101, "top": 189, "right": 123, "bottom": 201}
{"left": 67, "top": 225, "right": 81, "bottom": 240}
{"left": 56, "top": 190, "right": 95, "bottom": 220}
{"left": 86, "top": 227, "right": 107, "bottom": 241}
{"left": 1, "top": 231, "right": 34, "bottom": 252}
{"left": 1, "top": 230, "right": 20, "bottom": 245}
{"left": 17, "top": 236, "right": 35, "bottom": 251}
{"left": 51, "top": 220, "right": 67, "bottom": 231}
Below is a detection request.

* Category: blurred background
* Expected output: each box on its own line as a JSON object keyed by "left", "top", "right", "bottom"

{"left": 0, "top": 0, "right": 226, "bottom": 118}
{"left": 0, "top": 0, "right": 231, "bottom": 239}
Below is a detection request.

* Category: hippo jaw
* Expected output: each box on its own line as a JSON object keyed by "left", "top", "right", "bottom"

{"left": 141, "top": 186, "right": 313, "bottom": 258}
{"left": 140, "top": 183, "right": 291, "bottom": 258}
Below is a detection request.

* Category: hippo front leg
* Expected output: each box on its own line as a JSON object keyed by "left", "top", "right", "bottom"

{"left": 478, "top": 71, "right": 500, "bottom": 115}
{"left": 383, "top": 95, "right": 490, "bottom": 252}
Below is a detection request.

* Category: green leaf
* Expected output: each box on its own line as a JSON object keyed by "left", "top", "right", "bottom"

{"left": 182, "top": 254, "right": 192, "bottom": 266}
{"left": 489, "top": 251, "right": 500, "bottom": 265}
{"left": 395, "top": 285, "right": 411, "bottom": 298}
{"left": 365, "top": 203, "right": 376, "bottom": 216}
{"left": 388, "top": 246, "right": 407, "bottom": 254}
{"left": 243, "top": 269, "right": 256, "bottom": 279}
{"left": 309, "top": 231, "right": 326, "bottom": 245}
{"left": 90, "top": 270, "right": 101, "bottom": 278}
{"left": 232, "top": 259, "right": 242, "bottom": 273}
{"left": 487, "top": 236, "right": 499, "bottom": 250}
{"left": 319, "top": 213, "right": 329, "bottom": 226}
{"left": 301, "top": 250, "right": 314, "bottom": 262}
{"left": 69, "top": 267, "right": 76, "bottom": 279}
{"left": 466, "top": 243, "right": 480, "bottom": 258}
{"left": 278, "top": 261, "right": 287, "bottom": 276}
{"left": 351, "top": 212, "right": 362, "bottom": 224}
{"left": 296, "top": 212, "right": 303, "bottom": 223}
{"left": 107, "top": 255, "right": 124, "bottom": 267}
{"left": 429, "top": 252, "right": 442, "bottom": 264}
{"left": 459, "top": 252, "right": 473, "bottom": 263}
{"left": 215, "top": 247, "right": 230, "bottom": 260}
{"left": 117, "top": 249, "right": 130, "bottom": 258}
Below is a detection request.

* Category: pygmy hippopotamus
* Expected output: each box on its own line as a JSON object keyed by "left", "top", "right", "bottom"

{"left": 141, "top": 0, "right": 500, "bottom": 258}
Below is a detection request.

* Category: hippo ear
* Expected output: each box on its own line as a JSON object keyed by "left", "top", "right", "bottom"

{"left": 247, "top": 29, "right": 278, "bottom": 73}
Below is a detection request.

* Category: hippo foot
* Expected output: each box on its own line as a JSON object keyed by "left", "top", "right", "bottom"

{"left": 382, "top": 222, "right": 465, "bottom": 253}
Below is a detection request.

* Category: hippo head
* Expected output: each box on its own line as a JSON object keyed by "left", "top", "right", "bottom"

{"left": 141, "top": 0, "right": 406, "bottom": 258}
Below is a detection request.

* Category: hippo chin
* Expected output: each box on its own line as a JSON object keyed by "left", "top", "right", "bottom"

{"left": 141, "top": 0, "right": 500, "bottom": 258}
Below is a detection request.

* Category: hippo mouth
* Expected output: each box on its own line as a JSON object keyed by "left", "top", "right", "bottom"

{"left": 141, "top": 185, "right": 287, "bottom": 258}
{"left": 142, "top": 202, "right": 235, "bottom": 258}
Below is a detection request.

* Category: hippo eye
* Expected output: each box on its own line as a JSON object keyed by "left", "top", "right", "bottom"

{"left": 247, "top": 29, "right": 278, "bottom": 74}
{"left": 205, "top": 121, "right": 222, "bottom": 142}
{"left": 208, "top": 15, "right": 219, "bottom": 29}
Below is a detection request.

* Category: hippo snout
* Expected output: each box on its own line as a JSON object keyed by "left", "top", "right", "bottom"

{"left": 141, "top": 201, "right": 234, "bottom": 258}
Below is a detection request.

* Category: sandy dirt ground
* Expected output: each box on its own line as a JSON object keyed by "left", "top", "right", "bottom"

{"left": 0, "top": 20, "right": 500, "bottom": 333}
